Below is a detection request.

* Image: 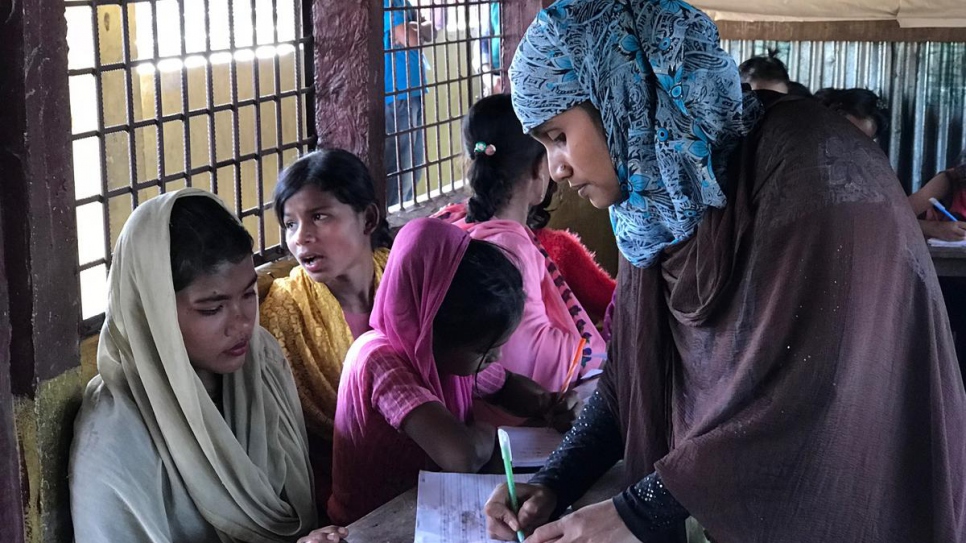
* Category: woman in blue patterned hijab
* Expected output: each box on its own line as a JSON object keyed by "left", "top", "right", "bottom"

{"left": 509, "top": 0, "right": 760, "bottom": 268}
{"left": 484, "top": 1, "right": 966, "bottom": 542}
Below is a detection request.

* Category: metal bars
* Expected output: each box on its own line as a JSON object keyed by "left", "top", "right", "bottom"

{"left": 382, "top": 0, "right": 504, "bottom": 211}
{"left": 67, "top": 0, "right": 315, "bottom": 335}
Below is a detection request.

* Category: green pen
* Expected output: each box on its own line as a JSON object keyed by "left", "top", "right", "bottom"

{"left": 497, "top": 429, "right": 526, "bottom": 543}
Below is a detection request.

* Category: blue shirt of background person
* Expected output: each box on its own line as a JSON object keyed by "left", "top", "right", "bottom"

{"left": 479, "top": 3, "right": 501, "bottom": 70}
{"left": 384, "top": 0, "right": 426, "bottom": 104}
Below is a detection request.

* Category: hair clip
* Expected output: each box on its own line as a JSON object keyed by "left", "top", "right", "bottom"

{"left": 473, "top": 142, "right": 497, "bottom": 156}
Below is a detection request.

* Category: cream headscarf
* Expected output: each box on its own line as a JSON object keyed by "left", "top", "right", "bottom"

{"left": 95, "top": 188, "right": 316, "bottom": 542}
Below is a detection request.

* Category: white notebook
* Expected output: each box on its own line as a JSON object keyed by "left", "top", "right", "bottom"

{"left": 928, "top": 238, "right": 966, "bottom": 247}
{"left": 495, "top": 426, "right": 565, "bottom": 468}
{"left": 414, "top": 471, "right": 532, "bottom": 543}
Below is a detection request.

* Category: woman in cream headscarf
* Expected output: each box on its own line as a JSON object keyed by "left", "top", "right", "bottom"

{"left": 69, "top": 189, "right": 320, "bottom": 542}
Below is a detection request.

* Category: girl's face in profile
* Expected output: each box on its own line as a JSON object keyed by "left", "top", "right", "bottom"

{"left": 531, "top": 105, "right": 622, "bottom": 209}
{"left": 434, "top": 329, "right": 512, "bottom": 377}
{"left": 175, "top": 258, "right": 258, "bottom": 376}
{"left": 282, "top": 186, "right": 375, "bottom": 285}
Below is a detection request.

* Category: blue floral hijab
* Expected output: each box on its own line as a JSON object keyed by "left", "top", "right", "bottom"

{"left": 510, "top": 0, "right": 761, "bottom": 267}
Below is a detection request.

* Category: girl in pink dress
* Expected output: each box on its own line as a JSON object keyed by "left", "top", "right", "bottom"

{"left": 327, "top": 218, "right": 578, "bottom": 524}
{"left": 435, "top": 94, "right": 606, "bottom": 399}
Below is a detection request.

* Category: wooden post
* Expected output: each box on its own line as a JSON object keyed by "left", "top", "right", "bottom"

{"left": 0, "top": 0, "right": 82, "bottom": 541}
{"left": 311, "top": 0, "right": 388, "bottom": 207}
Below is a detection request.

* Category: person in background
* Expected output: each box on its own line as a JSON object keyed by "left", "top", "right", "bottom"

{"left": 485, "top": 0, "right": 966, "bottom": 540}
{"left": 327, "top": 218, "right": 580, "bottom": 525}
{"left": 908, "top": 149, "right": 966, "bottom": 368}
{"left": 260, "top": 149, "right": 393, "bottom": 517}
{"left": 70, "top": 190, "right": 317, "bottom": 542}
{"left": 739, "top": 50, "right": 811, "bottom": 97}
{"left": 479, "top": 2, "right": 504, "bottom": 95}
{"left": 909, "top": 149, "right": 966, "bottom": 241}
{"left": 815, "top": 87, "right": 890, "bottom": 140}
{"left": 434, "top": 94, "right": 608, "bottom": 403}
{"left": 385, "top": 0, "right": 435, "bottom": 206}
{"left": 738, "top": 50, "right": 791, "bottom": 94}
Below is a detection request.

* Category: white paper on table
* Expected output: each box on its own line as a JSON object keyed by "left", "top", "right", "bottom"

{"left": 573, "top": 375, "right": 601, "bottom": 403}
{"left": 414, "top": 471, "right": 532, "bottom": 543}
{"left": 928, "top": 238, "right": 966, "bottom": 247}
{"left": 495, "top": 427, "right": 565, "bottom": 468}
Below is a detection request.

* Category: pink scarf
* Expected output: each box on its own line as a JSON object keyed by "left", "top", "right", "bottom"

{"left": 367, "top": 217, "right": 474, "bottom": 418}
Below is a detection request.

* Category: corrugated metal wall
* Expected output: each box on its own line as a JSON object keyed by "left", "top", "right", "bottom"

{"left": 721, "top": 40, "right": 966, "bottom": 192}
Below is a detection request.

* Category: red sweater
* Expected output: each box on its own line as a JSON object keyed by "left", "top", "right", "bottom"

{"left": 534, "top": 227, "right": 616, "bottom": 323}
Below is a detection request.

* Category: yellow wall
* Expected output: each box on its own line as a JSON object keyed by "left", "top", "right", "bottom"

{"left": 78, "top": 5, "right": 301, "bottom": 272}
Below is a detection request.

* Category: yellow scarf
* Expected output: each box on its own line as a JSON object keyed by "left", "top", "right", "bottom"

{"left": 260, "top": 248, "right": 390, "bottom": 440}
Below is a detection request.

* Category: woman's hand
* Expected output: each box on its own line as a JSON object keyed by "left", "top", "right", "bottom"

{"left": 920, "top": 219, "right": 966, "bottom": 241}
{"left": 525, "top": 500, "right": 636, "bottom": 543}
{"left": 485, "top": 482, "right": 558, "bottom": 540}
{"left": 297, "top": 525, "right": 348, "bottom": 543}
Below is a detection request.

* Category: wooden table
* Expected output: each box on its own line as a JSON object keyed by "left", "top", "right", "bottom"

{"left": 345, "top": 464, "right": 626, "bottom": 543}
{"left": 930, "top": 245, "right": 966, "bottom": 277}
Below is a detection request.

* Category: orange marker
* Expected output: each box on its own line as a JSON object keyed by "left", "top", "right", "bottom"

{"left": 559, "top": 337, "right": 586, "bottom": 395}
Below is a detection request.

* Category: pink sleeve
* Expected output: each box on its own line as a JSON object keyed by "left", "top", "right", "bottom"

{"left": 369, "top": 351, "right": 443, "bottom": 430}
{"left": 474, "top": 363, "right": 507, "bottom": 398}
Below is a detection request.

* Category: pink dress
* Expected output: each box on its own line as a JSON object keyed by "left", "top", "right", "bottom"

{"left": 434, "top": 205, "right": 606, "bottom": 391}
{"left": 328, "top": 218, "right": 509, "bottom": 525}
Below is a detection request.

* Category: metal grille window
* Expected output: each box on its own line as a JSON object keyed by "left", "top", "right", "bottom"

{"left": 66, "top": 0, "right": 315, "bottom": 334}
{"left": 383, "top": 0, "right": 504, "bottom": 211}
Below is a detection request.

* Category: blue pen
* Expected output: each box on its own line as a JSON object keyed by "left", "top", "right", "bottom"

{"left": 930, "top": 197, "right": 959, "bottom": 222}
{"left": 497, "top": 429, "right": 527, "bottom": 543}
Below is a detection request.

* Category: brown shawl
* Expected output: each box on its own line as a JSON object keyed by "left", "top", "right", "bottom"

{"left": 601, "top": 95, "right": 966, "bottom": 541}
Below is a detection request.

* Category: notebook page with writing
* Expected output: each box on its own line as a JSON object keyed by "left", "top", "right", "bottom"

{"left": 414, "top": 472, "right": 532, "bottom": 543}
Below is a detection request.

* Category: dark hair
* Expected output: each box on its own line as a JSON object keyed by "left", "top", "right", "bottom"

{"left": 739, "top": 50, "right": 790, "bottom": 86}
{"left": 526, "top": 182, "right": 557, "bottom": 230}
{"left": 273, "top": 149, "right": 392, "bottom": 249}
{"left": 433, "top": 239, "right": 525, "bottom": 351}
{"left": 463, "top": 94, "right": 547, "bottom": 224}
{"left": 815, "top": 87, "right": 890, "bottom": 139}
{"left": 169, "top": 195, "right": 253, "bottom": 292}
{"left": 786, "top": 81, "right": 813, "bottom": 98}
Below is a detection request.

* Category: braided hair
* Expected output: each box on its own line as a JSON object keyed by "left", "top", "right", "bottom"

{"left": 463, "top": 94, "right": 547, "bottom": 224}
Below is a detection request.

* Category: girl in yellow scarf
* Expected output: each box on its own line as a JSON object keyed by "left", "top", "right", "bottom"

{"left": 260, "top": 149, "right": 392, "bottom": 513}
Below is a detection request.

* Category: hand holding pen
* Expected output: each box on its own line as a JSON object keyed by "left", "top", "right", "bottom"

{"left": 926, "top": 198, "right": 966, "bottom": 241}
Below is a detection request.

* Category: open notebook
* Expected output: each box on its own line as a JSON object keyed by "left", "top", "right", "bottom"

{"left": 495, "top": 427, "right": 564, "bottom": 468}
{"left": 928, "top": 238, "right": 966, "bottom": 248}
{"left": 414, "top": 472, "right": 532, "bottom": 543}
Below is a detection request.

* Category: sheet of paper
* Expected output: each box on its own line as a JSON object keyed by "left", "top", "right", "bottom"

{"left": 573, "top": 375, "right": 600, "bottom": 403}
{"left": 414, "top": 471, "right": 532, "bottom": 543}
{"left": 497, "top": 426, "right": 565, "bottom": 468}
{"left": 928, "top": 238, "right": 966, "bottom": 247}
